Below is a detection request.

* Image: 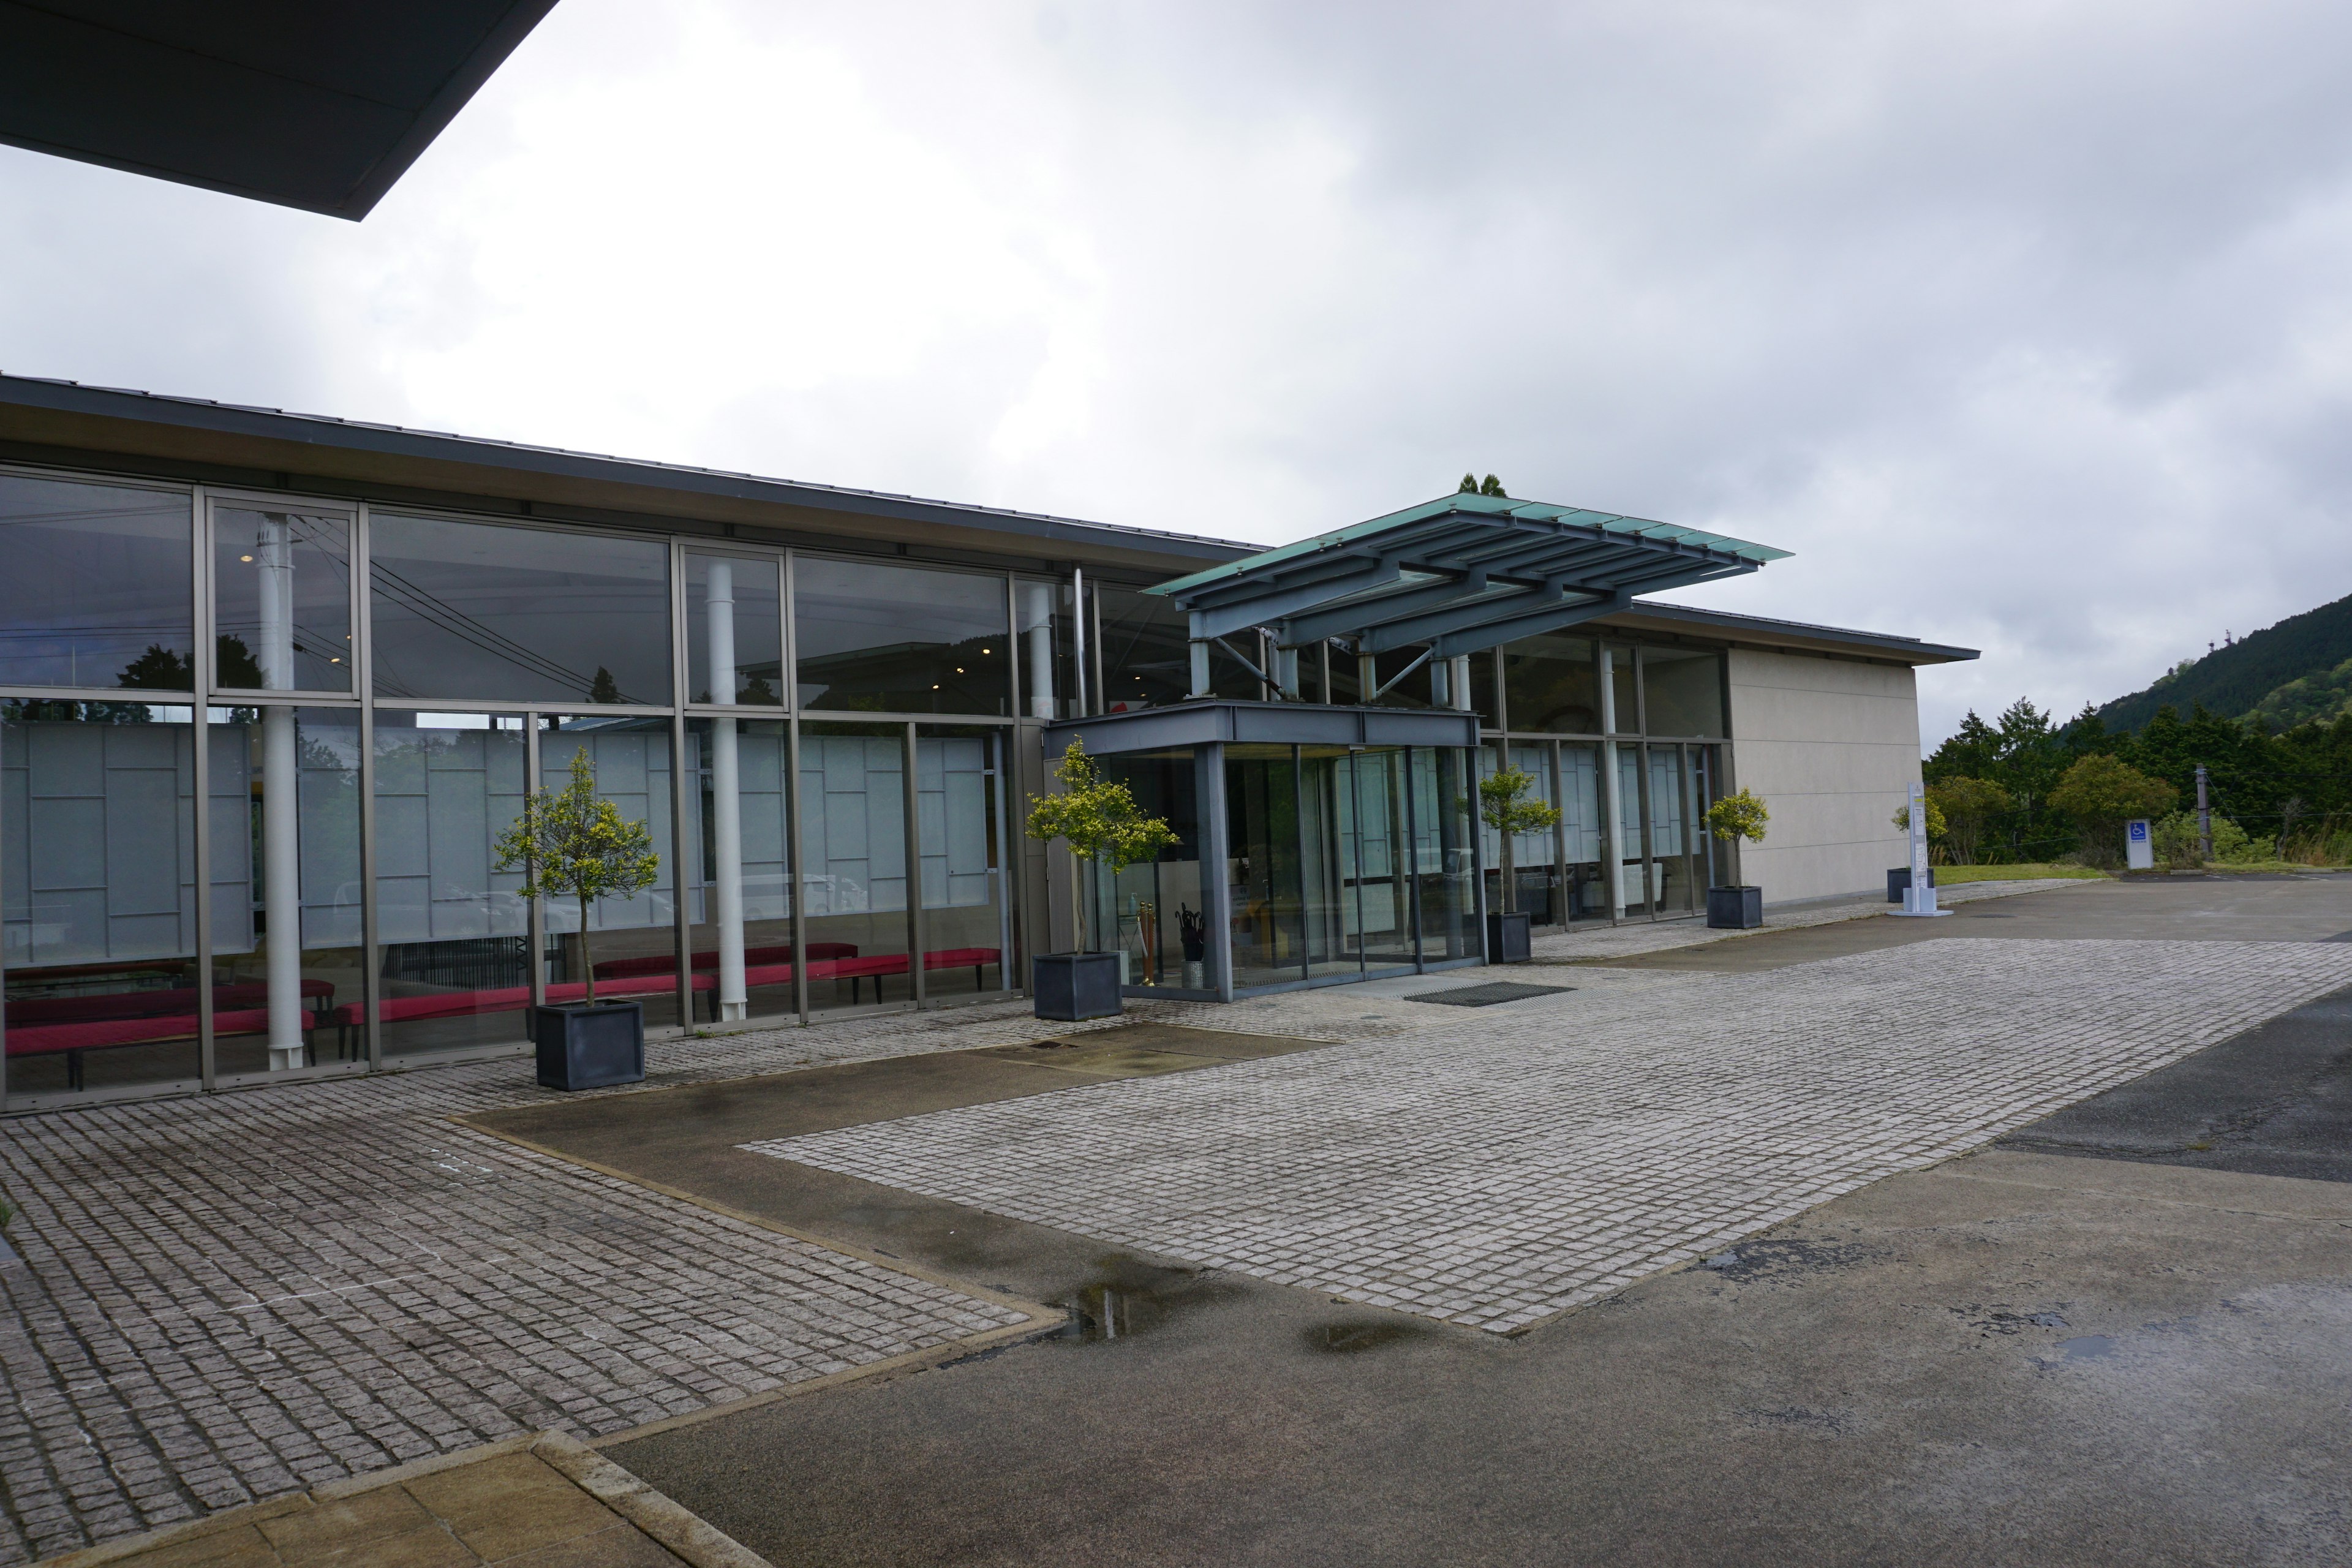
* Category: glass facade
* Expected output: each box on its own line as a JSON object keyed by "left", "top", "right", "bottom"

{"left": 796, "top": 558, "right": 1009, "bottom": 715}
{"left": 0, "top": 461, "right": 1746, "bottom": 1106}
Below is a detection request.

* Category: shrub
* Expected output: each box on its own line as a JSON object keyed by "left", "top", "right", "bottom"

{"left": 2151, "top": 812, "right": 2262, "bottom": 867}
{"left": 1926, "top": 776, "right": 2012, "bottom": 865}
{"left": 2048, "top": 753, "right": 2179, "bottom": 867}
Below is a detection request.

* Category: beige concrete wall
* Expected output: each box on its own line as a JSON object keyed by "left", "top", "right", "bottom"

{"left": 1726, "top": 649, "right": 1921, "bottom": 905}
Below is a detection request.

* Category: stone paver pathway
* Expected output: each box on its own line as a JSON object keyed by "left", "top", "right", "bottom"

{"left": 752, "top": 939, "right": 2352, "bottom": 1333}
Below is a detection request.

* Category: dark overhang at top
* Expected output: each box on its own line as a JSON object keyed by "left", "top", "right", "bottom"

{"left": 1047, "top": 699, "right": 1481, "bottom": 757}
{"left": 0, "top": 0, "right": 558, "bottom": 219}
{"left": 0, "top": 373, "right": 1251, "bottom": 575}
{"left": 1148, "top": 494, "right": 1790, "bottom": 660}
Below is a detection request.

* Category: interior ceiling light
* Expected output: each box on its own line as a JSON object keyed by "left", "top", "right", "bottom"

{"left": 239, "top": 554, "right": 254, "bottom": 562}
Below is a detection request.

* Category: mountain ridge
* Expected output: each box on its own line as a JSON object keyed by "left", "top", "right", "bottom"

{"left": 2098, "top": 588, "right": 2352, "bottom": 733}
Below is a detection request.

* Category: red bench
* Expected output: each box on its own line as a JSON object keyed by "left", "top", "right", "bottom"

{"left": 7, "top": 1006, "right": 277, "bottom": 1089}
{"left": 7, "top": 979, "right": 333, "bottom": 1027}
{"left": 592, "top": 942, "right": 859, "bottom": 981}
{"left": 326, "top": 971, "right": 720, "bottom": 1050}
{"left": 735, "top": 947, "right": 1002, "bottom": 1006}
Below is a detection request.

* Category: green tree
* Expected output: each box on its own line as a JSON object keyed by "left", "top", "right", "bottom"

{"left": 588, "top": 666, "right": 622, "bottom": 705}
{"left": 1925, "top": 776, "right": 2011, "bottom": 865}
{"left": 1703, "top": 788, "right": 1768, "bottom": 856}
{"left": 1479, "top": 764, "right": 1562, "bottom": 911}
{"left": 1024, "top": 738, "right": 1177, "bottom": 952}
{"left": 2047, "top": 753, "right": 2177, "bottom": 867}
{"left": 494, "top": 748, "right": 661, "bottom": 1004}
{"left": 1456, "top": 473, "right": 1508, "bottom": 497}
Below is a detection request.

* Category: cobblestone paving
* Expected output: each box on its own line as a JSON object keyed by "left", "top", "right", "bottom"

{"left": 0, "top": 999, "right": 1178, "bottom": 1567}
{"left": 1524, "top": 876, "right": 2089, "bottom": 962}
{"left": 752, "top": 939, "right": 2352, "bottom": 1336}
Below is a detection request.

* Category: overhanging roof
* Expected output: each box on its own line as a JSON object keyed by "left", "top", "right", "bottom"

{"left": 1148, "top": 494, "right": 1790, "bottom": 658}
{"left": 0, "top": 0, "right": 557, "bottom": 219}
{"left": 0, "top": 373, "right": 1250, "bottom": 574}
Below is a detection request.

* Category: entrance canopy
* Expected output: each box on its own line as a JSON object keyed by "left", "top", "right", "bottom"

{"left": 1147, "top": 494, "right": 1787, "bottom": 697}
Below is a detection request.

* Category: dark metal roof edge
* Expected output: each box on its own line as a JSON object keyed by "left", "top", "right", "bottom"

{"left": 335, "top": 0, "right": 563, "bottom": 221}
{"left": 0, "top": 373, "right": 1256, "bottom": 564}
{"left": 1604, "top": 602, "right": 1978, "bottom": 662}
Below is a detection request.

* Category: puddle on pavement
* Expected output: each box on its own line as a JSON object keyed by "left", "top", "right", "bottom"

{"left": 1304, "top": 1320, "right": 1430, "bottom": 1355}
{"left": 1698, "top": 1239, "right": 1883, "bottom": 1285}
{"left": 2054, "top": 1335, "right": 2117, "bottom": 1360}
{"left": 1059, "top": 1256, "right": 1227, "bottom": 1343}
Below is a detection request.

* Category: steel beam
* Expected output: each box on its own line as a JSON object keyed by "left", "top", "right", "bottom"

{"left": 1430, "top": 591, "right": 1632, "bottom": 658}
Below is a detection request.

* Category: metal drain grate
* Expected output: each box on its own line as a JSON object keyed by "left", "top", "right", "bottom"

{"left": 1408, "top": 981, "right": 1575, "bottom": 1008}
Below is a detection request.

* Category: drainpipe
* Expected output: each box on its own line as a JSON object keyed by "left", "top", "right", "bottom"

{"left": 257, "top": 514, "right": 304, "bottom": 1072}
{"left": 707, "top": 559, "right": 747, "bottom": 1021}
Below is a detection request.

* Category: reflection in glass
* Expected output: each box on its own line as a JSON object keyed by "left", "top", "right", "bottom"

{"left": 686, "top": 554, "right": 783, "bottom": 707}
{"left": 212, "top": 508, "right": 352, "bottom": 693}
{"left": 1300, "top": 747, "right": 1415, "bottom": 979}
{"left": 1502, "top": 634, "right": 1600, "bottom": 733}
{"left": 1015, "top": 580, "right": 1079, "bottom": 720}
{"left": 1610, "top": 648, "right": 1639, "bottom": 733}
{"left": 796, "top": 560, "right": 1008, "bottom": 715}
{"left": 685, "top": 718, "right": 794, "bottom": 1021}
{"left": 799, "top": 722, "right": 913, "bottom": 1011}
{"left": 1559, "top": 742, "right": 1606, "bottom": 922}
{"left": 1224, "top": 745, "right": 1303, "bottom": 987}
{"left": 1642, "top": 647, "right": 1724, "bottom": 737}
{"left": 540, "top": 716, "right": 682, "bottom": 1028}
{"left": 1410, "top": 747, "right": 1479, "bottom": 960}
{"left": 1479, "top": 742, "right": 1559, "bottom": 923}
{"left": 215, "top": 707, "right": 363, "bottom": 1075}
{"left": 2, "top": 701, "right": 238, "bottom": 1096}
{"left": 918, "top": 726, "right": 1011, "bottom": 1001}
{"left": 1648, "top": 745, "right": 1695, "bottom": 916}
{"left": 371, "top": 712, "right": 532, "bottom": 1058}
{"left": 1097, "top": 586, "right": 1254, "bottom": 709}
{"left": 0, "top": 473, "right": 193, "bottom": 692}
{"left": 1096, "top": 750, "right": 1207, "bottom": 990}
{"left": 370, "top": 514, "right": 670, "bottom": 704}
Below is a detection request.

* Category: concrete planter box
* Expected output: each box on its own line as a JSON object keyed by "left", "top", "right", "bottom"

{"left": 1033, "top": 952, "right": 1124, "bottom": 1020}
{"left": 533, "top": 1001, "right": 645, "bottom": 1090}
{"left": 1707, "top": 886, "right": 1764, "bottom": 929}
{"left": 1485, "top": 911, "right": 1532, "bottom": 963}
{"left": 1887, "top": 867, "right": 1937, "bottom": 903}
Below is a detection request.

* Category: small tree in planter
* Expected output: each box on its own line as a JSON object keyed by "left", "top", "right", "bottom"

{"left": 495, "top": 747, "right": 662, "bottom": 1088}
{"left": 1023, "top": 738, "right": 1177, "bottom": 1019}
{"left": 1702, "top": 788, "right": 1770, "bottom": 928}
{"left": 1479, "top": 763, "right": 1562, "bottom": 959}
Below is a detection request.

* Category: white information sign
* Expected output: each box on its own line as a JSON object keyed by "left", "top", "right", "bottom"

{"left": 2125, "top": 816, "right": 2154, "bottom": 871}
{"left": 1893, "top": 779, "right": 1951, "bottom": 917}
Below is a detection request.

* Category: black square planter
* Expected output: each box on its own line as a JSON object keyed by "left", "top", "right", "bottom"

{"left": 534, "top": 1001, "right": 645, "bottom": 1090}
{"left": 1485, "top": 911, "right": 1532, "bottom": 963}
{"left": 1706, "top": 886, "right": 1763, "bottom": 929}
{"left": 1033, "top": 952, "right": 1125, "bottom": 1020}
{"left": 1887, "top": 866, "right": 1937, "bottom": 903}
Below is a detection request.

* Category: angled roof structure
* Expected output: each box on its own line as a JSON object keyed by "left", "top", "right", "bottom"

{"left": 1148, "top": 493, "right": 1790, "bottom": 659}
{"left": 0, "top": 0, "right": 557, "bottom": 219}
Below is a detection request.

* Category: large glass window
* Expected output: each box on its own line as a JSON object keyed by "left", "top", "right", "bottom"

{"left": 1502, "top": 634, "right": 1599, "bottom": 734}
{"left": 1014, "top": 579, "right": 1081, "bottom": 720}
{"left": 371, "top": 712, "right": 532, "bottom": 1059}
{"left": 796, "top": 559, "right": 1008, "bottom": 715}
{"left": 1224, "top": 745, "right": 1303, "bottom": 988}
{"left": 1410, "top": 747, "right": 1479, "bottom": 960}
{"left": 2, "top": 700, "right": 237, "bottom": 1096}
{"left": 1559, "top": 742, "right": 1606, "bottom": 922}
{"left": 1479, "top": 741, "right": 1559, "bottom": 924}
{"left": 916, "top": 725, "right": 1012, "bottom": 1001}
{"left": 211, "top": 507, "right": 352, "bottom": 693}
{"left": 684, "top": 717, "right": 794, "bottom": 1022}
{"left": 540, "top": 716, "right": 684, "bottom": 1028}
{"left": 1096, "top": 750, "right": 1208, "bottom": 991}
{"left": 369, "top": 514, "right": 670, "bottom": 705}
{"left": 0, "top": 474, "right": 193, "bottom": 692}
{"left": 685, "top": 552, "right": 783, "bottom": 707}
{"left": 214, "top": 706, "right": 364, "bottom": 1078}
{"left": 1096, "top": 585, "right": 1259, "bottom": 709}
{"left": 1642, "top": 646, "right": 1725, "bottom": 737}
{"left": 799, "top": 722, "right": 914, "bottom": 1011}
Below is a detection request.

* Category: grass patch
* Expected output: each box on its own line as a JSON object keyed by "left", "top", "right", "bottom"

{"left": 1933, "top": 862, "right": 2109, "bottom": 884}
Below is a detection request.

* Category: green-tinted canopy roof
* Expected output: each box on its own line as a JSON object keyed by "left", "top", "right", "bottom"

{"left": 1148, "top": 493, "right": 1790, "bottom": 658}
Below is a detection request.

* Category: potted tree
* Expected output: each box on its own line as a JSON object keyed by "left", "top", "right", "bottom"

{"left": 495, "top": 747, "right": 662, "bottom": 1090}
{"left": 1024, "top": 738, "right": 1177, "bottom": 1020}
{"left": 1702, "top": 788, "right": 1770, "bottom": 929}
{"left": 1479, "top": 762, "right": 1562, "bottom": 963}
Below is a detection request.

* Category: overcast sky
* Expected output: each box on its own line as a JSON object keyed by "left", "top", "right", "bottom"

{"left": 6, "top": 0, "right": 2349, "bottom": 747}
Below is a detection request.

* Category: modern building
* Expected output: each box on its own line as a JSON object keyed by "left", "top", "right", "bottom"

{"left": 0, "top": 374, "right": 1974, "bottom": 1110}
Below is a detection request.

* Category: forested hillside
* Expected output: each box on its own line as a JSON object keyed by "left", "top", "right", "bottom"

{"left": 2100, "top": 589, "right": 2352, "bottom": 731}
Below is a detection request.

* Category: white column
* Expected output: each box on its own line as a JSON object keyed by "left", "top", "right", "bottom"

{"left": 257, "top": 515, "right": 304, "bottom": 1071}
{"left": 706, "top": 560, "right": 748, "bottom": 1020}
{"left": 1024, "top": 582, "right": 1057, "bottom": 720}
{"left": 1599, "top": 646, "right": 1627, "bottom": 916}
{"left": 1449, "top": 655, "right": 1473, "bottom": 712}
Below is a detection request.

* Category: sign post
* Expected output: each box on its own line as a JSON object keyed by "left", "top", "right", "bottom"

{"left": 2125, "top": 817, "right": 2154, "bottom": 872}
{"left": 1891, "top": 780, "right": 1951, "bottom": 918}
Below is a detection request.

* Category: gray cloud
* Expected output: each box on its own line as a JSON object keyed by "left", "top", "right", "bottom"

{"left": 4, "top": 0, "right": 2348, "bottom": 745}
